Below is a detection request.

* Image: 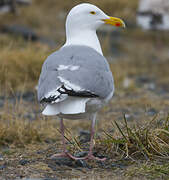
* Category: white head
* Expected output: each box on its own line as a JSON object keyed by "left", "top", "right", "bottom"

{"left": 64, "top": 3, "right": 125, "bottom": 54}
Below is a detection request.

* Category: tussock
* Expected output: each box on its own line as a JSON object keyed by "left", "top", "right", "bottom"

{"left": 101, "top": 115, "right": 169, "bottom": 160}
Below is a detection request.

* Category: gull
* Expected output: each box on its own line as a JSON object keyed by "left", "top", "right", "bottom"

{"left": 37, "top": 3, "right": 125, "bottom": 161}
{"left": 137, "top": 0, "right": 169, "bottom": 30}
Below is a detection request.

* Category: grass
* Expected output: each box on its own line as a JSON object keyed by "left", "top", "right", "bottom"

{"left": 0, "top": 97, "right": 168, "bottom": 161}
{"left": 0, "top": 101, "right": 59, "bottom": 147}
{"left": 0, "top": 35, "right": 50, "bottom": 92}
{"left": 102, "top": 115, "right": 169, "bottom": 160}
{"left": 126, "top": 162, "right": 169, "bottom": 179}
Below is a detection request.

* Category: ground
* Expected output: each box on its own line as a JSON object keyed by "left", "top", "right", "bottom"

{"left": 0, "top": 0, "right": 169, "bottom": 179}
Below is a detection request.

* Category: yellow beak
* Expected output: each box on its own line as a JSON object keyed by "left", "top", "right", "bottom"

{"left": 103, "top": 16, "right": 125, "bottom": 28}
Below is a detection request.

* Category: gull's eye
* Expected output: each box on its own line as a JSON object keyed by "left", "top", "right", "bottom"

{"left": 90, "top": 11, "right": 96, "bottom": 15}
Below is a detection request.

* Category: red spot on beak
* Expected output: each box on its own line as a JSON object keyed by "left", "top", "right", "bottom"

{"left": 116, "top": 23, "right": 121, "bottom": 27}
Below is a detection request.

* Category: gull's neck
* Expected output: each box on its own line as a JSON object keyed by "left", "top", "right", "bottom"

{"left": 64, "top": 29, "right": 103, "bottom": 55}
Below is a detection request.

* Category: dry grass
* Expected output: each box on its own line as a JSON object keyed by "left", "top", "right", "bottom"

{"left": 0, "top": 98, "right": 168, "bottom": 162}
{"left": 101, "top": 115, "right": 169, "bottom": 160}
{"left": 0, "top": 100, "right": 60, "bottom": 147}
{"left": 0, "top": 35, "right": 51, "bottom": 92}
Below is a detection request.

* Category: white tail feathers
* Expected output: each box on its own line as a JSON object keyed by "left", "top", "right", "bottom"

{"left": 42, "top": 97, "right": 89, "bottom": 116}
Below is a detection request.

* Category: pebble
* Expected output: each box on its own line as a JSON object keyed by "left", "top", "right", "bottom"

{"left": 74, "top": 151, "right": 88, "bottom": 158}
{"left": 19, "top": 159, "right": 30, "bottom": 166}
{"left": 52, "top": 157, "right": 74, "bottom": 167}
{"left": 0, "top": 164, "right": 6, "bottom": 170}
{"left": 79, "top": 130, "right": 90, "bottom": 143}
{"left": 0, "top": 154, "right": 3, "bottom": 161}
{"left": 0, "top": 98, "right": 4, "bottom": 107}
{"left": 16, "top": 179, "right": 58, "bottom": 180}
{"left": 124, "top": 114, "right": 134, "bottom": 121}
{"left": 123, "top": 77, "right": 133, "bottom": 89}
{"left": 75, "top": 159, "right": 89, "bottom": 168}
{"left": 147, "top": 108, "right": 158, "bottom": 116}
{"left": 136, "top": 75, "right": 153, "bottom": 85}
{"left": 1, "top": 24, "right": 38, "bottom": 41}
{"left": 112, "top": 163, "right": 127, "bottom": 169}
{"left": 49, "top": 154, "right": 90, "bottom": 168}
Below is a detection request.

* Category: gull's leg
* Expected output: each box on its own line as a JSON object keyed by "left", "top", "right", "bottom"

{"left": 67, "top": 113, "right": 106, "bottom": 161}
{"left": 85, "top": 113, "right": 106, "bottom": 161}
{"left": 51, "top": 116, "right": 106, "bottom": 161}
{"left": 60, "top": 117, "right": 67, "bottom": 153}
{"left": 51, "top": 117, "right": 84, "bottom": 159}
{"left": 51, "top": 117, "right": 69, "bottom": 158}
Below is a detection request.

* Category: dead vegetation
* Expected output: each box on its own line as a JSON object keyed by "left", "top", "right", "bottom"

{"left": 102, "top": 115, "right": 169, "bottom": 160}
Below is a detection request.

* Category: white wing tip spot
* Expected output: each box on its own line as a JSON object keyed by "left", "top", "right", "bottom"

{"left": 58, "top": 76, "right": 83, "bottom": 91}
{"left": 58, "top": 65, "right": 80, "bottom": 71}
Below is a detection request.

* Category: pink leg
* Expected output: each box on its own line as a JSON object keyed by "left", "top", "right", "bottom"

{"left": 51, "top": 115, "right": 106, "bottom": 161}
{"left": 51, "top": 117, "right": 71, "bottom": 158}
{"left": 85, "top": 114, "right": 106, "bottom": 161}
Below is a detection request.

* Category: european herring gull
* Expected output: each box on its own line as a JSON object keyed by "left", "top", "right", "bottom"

{"left": 137, "top": 0, "right": 169, "bottom": 30}
{"left": 37, "top": 3, "right": 125, "bottom": 161}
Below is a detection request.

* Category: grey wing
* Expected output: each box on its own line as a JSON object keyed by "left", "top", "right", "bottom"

{"left": 37, "top": 45, "right": 114, "bottom": 104}
{"left": 58, "top": 67, "right": 114, "bottom": 99}
{"left": 37, "top": 62, "right": 99, "bottom": 105}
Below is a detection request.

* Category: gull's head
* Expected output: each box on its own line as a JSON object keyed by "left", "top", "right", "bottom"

{"left": 66, "top": 3, "right": 125, "bottom": 32}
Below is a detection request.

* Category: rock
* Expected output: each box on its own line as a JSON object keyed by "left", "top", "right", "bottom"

{"left": 137, "top": 0, "right": 169, "bottom": 30}
{"left": 136, "top": 75, "right": 152, "bottom": 84}
{"left": 135, "top": 75, "right": 156, "bottom": 90}
{"left": 0, "top": 0, "right": 31, "bottom": 14}
{"left": 74, "top": 151, "right": 88, "bottom": 158}
{"left": 112, "top": 162, "right": 127, "bottom": 169}
{"left": 16, "top": 0, "right": 32, "bottom": 6}
{"left": 75, "top": 159, "right": 89, "bottom": 168}
{"left": 19, "top": 159, "right": 30, "bottom": 166}
{"left": 93, "top": 152, "right": 106, "bottom": 159}
{"left": 49, "top": 155, "right": 90, "bottom": 168}
{"left": 16, "top": 179, "right": 58, "bottom": 180}
{"left": 147, "top": 108, "right": 158, "bottom": 116}
{"left": 0, "top": 164, "right": 6, "bottom": 170}
{"left": 79, "top": 130, "right": 90, "bottom": 144}
{"left": 146, "top": 82, "right": 156, "bottom": 91}
{"left": 0, "top": 154, "right": 3, "bottom": 161}
{"left": 52, "top": 157, "right": 74, "bottom": 167}
{"left": 0, "top": 25, "right": 57, "bottom": 47}
{"left": 22, "top": 91, "right": 36, "bottom": 102}
{"left": 1, "top": 25, "right": 38, "bottom": 41}
{"left": 0, "top": 97, "right": 4, "bottom": 107}
{"left": 124, "top": 114, "right": 134, "bottom": 121}
{"left": 123, "top": 77, "right": 133, "bottom": 89}
{"left": 0, "top": 5, "right": 10, "bottom": 14}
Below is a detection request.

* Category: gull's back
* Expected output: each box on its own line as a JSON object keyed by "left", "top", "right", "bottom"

{"left": 38, "top": 45, "right": 114, "bottom": 117}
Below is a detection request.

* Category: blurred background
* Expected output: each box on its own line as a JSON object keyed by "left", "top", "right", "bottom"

{"left": 0, "top": 0, "right": 169, "bottom": 92}
{"left": 0, "top": 0, "right": 169, "bottom": 94}
{"left": 0, "top": 0, "right": 169, "bottom": 178}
